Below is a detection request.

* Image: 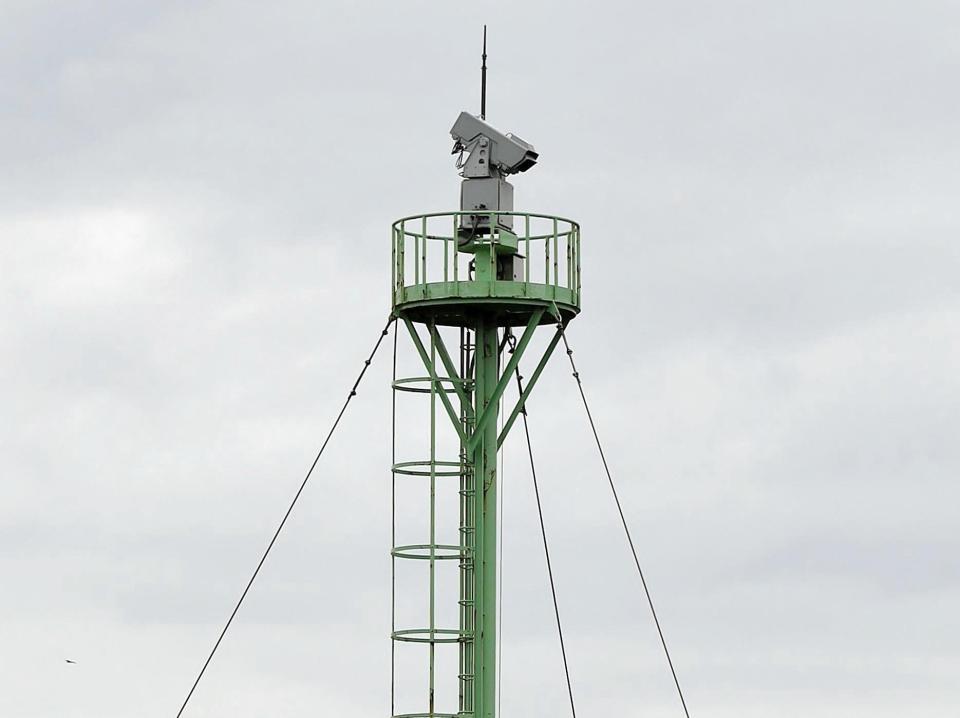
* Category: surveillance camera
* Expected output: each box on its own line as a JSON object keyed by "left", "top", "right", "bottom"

{"left": 450, "top": 112, "right": 538, "bottom": 177}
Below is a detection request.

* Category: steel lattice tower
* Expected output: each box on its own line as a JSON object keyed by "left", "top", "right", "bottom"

{"left": 389, "top": 103, "right": 581, "bottom": 718}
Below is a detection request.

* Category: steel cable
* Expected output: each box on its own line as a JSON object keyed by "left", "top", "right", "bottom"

{"left": 174, "top": 315, "right": 395, "bottom": 718}
{"left": 511, "top": 344, "right": 577, "bottom": 718}
{"left": 557, "top": 324, "right": 692, "bottom": 718}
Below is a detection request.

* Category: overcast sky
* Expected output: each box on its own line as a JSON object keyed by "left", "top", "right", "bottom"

{"left": 2, "top": 1, "right": 958, "bottom": 716}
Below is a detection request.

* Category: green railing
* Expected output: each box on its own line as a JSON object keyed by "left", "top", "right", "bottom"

{"left": 391, "top": 211, "right": 581, "bottom": 311}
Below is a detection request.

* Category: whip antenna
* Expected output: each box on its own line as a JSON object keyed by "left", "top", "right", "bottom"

{"left": 481, "top": 25, "right": 487, "bottom": 119}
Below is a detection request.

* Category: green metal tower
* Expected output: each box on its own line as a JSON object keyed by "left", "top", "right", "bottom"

{"left": 172, "top": 38, "right": 692, "bottom": 718}
{"left": 389, "top": 100, "right": 581, "bottom": 718}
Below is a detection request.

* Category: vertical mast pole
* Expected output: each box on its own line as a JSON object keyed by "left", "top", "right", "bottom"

{"left": 472, "top": 307, "right": 499, "bottom": 718}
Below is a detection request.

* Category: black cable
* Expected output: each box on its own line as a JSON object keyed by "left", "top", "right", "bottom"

{"left": 175, "top": 315, "right": 395, "bottom": 718}
{"left": 557, "top": 324, "right": 691, "bottom": 718}
{"left": 510, "top": 345, "right": 577, "bottom": 718}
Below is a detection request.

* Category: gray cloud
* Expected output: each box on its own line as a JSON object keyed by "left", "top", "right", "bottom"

{"left": 1, "top": 1, "right": 958, "bottom": 716}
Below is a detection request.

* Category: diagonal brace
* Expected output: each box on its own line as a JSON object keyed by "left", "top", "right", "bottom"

{"left": 497, "top": 326, "right": 563, "bottom": 448}
{"left": 402, "top": 317, "right": 467, "bottom": 444}
{"left": 430, "top": 325, "right": 474, "bottom": 419}
{"left": 466, "top": 307, "right": 545, "bottom": 454}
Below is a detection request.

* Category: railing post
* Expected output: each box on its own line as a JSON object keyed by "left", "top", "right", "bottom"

{"left": 552, "top": 217, "right": 559, "bottom": 288}
{"left": 422, "top": 215, "right": 428, "bottom": 284}
{"left": 444, "top": 223, "right": 449, "bottom": 283}
{"left": 576, "top": 225, "right": 581, "bottom": 302}
{"left": 412, "top": 220, "right": 419, "bottom": 286}
{"left": 524, "top": 214, "right": 531, "bottom": 284}
{"left": 453, "top": 215, "right": 459, "bottom": 288}
{"left": 399, "top": 220, "right": 406, "bottom": 302}
{"left": 545, "top": 222, "right": 551, "bottom": 285}
{"left": 489, "top": 212, "right": 496, "bottom": 287}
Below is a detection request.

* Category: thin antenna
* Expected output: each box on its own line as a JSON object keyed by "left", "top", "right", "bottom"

{"left": 480, "top": 25, "right": 487, "bottom": 120}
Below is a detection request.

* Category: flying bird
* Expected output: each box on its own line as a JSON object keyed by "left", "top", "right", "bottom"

{"left": 65, "top": 659, "right": 77, "bottom": 665}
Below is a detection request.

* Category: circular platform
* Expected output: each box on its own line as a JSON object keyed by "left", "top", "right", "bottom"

{"left": 391, "top": 211, "right": 580, "bottom": 328}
